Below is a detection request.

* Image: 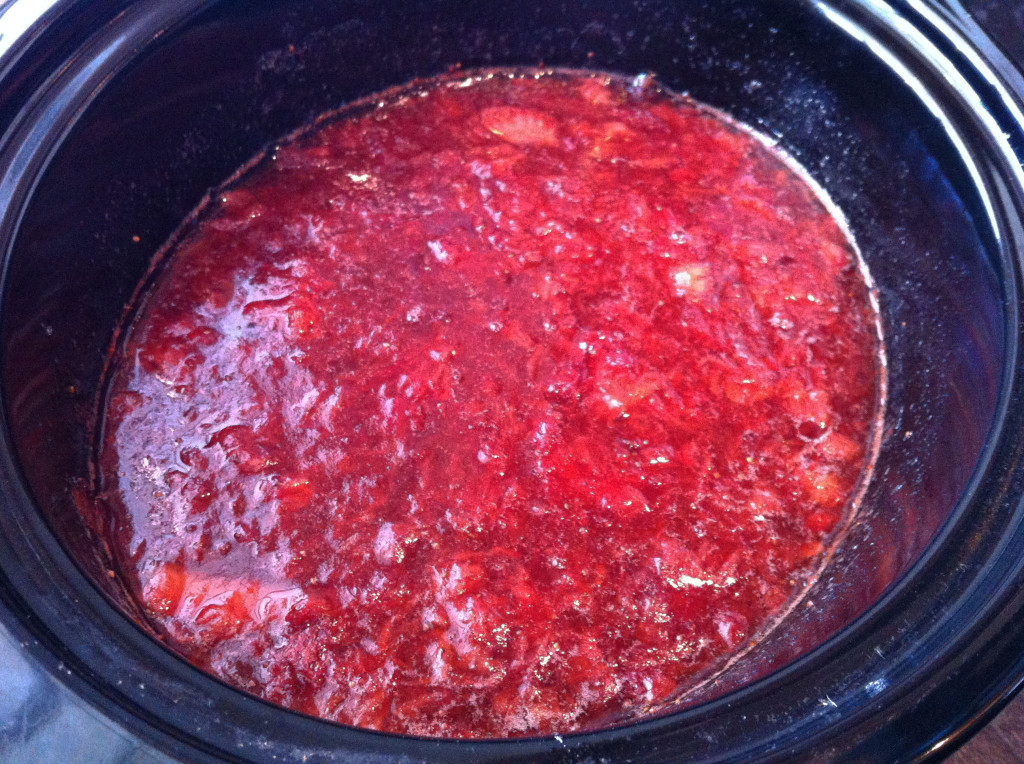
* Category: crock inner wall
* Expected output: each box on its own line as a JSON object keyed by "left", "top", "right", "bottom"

{"left": 0, "top": 0, "right": 1008, "bottom": 747}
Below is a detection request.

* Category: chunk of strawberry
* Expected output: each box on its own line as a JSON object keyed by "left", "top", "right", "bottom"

{"left": 577, "top": 77, "right": 615, "bottom": 106}
{"left": 480, "top": 106, "right": 560, "bottom": 147}
{"left": 599, "top": 483, "right": 651, "bottom": 520}
{"left": 276, "top": 478, "right": 315, "bottom": 513}
{"left": 801, "top": 465, "right": 845, "bottom": 510}
{"left": 815, "top": 429, "right": 865, "bottom": 465}
{"left": 143, "top": 561, "right": 186, "bottom": 616}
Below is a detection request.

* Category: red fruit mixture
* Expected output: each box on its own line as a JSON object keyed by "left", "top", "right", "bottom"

{"left": 95, "top": 69, "right": 882, "bottom": 737}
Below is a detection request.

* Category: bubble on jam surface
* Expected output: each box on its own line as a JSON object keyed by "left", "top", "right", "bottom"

{"left": 95, "top": 68, "right": 881, "bottom": 738}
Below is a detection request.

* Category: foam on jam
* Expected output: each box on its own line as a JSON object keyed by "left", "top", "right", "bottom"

{"left": 95, "top": 69, "right": 882, "bottom": 738}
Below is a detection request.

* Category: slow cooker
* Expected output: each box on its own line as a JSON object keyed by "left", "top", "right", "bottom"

{"left": 2, "top": 0, "right": 1024, "bottom": 760}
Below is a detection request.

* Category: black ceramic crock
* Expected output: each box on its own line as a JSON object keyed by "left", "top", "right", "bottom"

{"left": 1, "top": 0, "right": 1023, "bottom": 761}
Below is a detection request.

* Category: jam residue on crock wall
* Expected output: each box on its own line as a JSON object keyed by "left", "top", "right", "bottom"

{"left": 93, "top": 69, "right": 884, "bottom": 738}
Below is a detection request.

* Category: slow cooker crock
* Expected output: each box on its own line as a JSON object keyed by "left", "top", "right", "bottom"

{"left": 1, "top": 0, "right": 1024, "bottom": 760}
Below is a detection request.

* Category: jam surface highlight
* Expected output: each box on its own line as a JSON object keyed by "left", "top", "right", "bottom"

{"left": 96, "top": 70, "right": 881, "bottom": 737}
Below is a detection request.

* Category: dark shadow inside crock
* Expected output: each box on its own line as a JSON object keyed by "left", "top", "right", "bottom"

{"left": 0, "top": 0, "right": 1005, "bottom": 731}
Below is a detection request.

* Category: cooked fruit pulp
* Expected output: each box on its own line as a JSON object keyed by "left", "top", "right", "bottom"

{"left": 96, "top": 69, "right": 881, "bottom": 737}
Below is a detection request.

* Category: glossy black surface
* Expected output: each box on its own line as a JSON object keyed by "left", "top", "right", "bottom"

{"left": 0, "top": 0, "right": 1023, "bottom": 761}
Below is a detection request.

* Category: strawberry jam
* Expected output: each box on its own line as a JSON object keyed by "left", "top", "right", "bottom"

{"left": 95, "top": 69, "right": 882, "bottom": 738}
